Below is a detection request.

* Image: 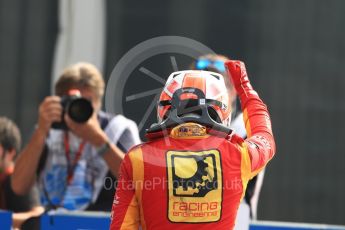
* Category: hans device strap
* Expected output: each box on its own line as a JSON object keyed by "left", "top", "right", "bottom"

{"left": 147, "top": 87, "right": 232, "bottom": 135}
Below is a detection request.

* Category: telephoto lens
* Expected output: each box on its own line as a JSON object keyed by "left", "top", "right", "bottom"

{"left": 67, "top": 97, "right": 93, "bottom": 123}
{"left": 51, "top": 89, "right": 94, "bottom": 129}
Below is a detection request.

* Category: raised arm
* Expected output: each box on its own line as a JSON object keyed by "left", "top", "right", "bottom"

{"left": 225, "top": 61, "right": 276, "bottom": 175}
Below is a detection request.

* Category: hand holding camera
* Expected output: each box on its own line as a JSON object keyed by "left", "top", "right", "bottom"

{"left": 38, "top": 90, "right": 101, "bottom": 145}
{"left": 51, "top": 89, "right": 94, "bottom": 130}
{"left": 37, "top": 96, "right": 63, "bottom": 135}
{"left": 64, "top": 111, "right": 108, "bottom": 147}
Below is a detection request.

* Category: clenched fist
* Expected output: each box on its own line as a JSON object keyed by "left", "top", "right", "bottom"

{"left": 225, "top": 60, "right": 257, "bottom": 98}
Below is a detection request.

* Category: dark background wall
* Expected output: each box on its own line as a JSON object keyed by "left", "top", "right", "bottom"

{"left": 0, "top": 0, "right": 58, "bottom": 143}
{"left": 0, "top": 0, "right": 344, "bottom": 225}
{"left": 105, "top": 0, "right": 345, "bottom": 225}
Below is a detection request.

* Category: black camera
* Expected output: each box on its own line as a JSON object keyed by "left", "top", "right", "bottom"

{"left": 52, "top": 90, "right": 94, "bottom": 130}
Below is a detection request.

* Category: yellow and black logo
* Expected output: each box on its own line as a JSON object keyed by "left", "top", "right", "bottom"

{"left": 166, "top": 149, "right": 222, "bottom": 223}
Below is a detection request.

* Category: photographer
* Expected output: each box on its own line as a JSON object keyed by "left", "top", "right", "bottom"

{"left": 11, "top": 62, "right": 140, "bottom": 211}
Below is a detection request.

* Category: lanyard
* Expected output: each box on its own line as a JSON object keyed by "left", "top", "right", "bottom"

{"left": 63, "top": 132, "right": 86, "bottom": 185}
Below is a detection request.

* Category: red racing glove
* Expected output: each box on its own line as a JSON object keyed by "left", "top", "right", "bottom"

{"left": 225, "top": 60, "right": 258, "bottom": 106}
{"left": 225, "top": 60, "right": 276, "bottom": 172}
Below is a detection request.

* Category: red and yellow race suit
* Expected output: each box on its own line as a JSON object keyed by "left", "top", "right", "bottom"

{"left": 110, "top": 61, "right": 276, "bottom": 230}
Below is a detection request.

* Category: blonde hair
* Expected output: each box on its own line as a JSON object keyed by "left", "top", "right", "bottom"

{"left": 55, "top": 62, "right": 105, "bottom": 100}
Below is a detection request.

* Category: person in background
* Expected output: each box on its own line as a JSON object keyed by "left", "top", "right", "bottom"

{"left": 0, "top": 116, "right": 44, "bottom": 229}
{"left": 11, "top": 62, "right": 140, "bottom": 211}
{"left": 193, "top": 54, "right": 266, "bottom": 227}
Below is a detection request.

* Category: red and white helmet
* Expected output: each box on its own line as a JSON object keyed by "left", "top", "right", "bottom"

{"left": 157, "top": 70, "right": 231, "bottom": 126}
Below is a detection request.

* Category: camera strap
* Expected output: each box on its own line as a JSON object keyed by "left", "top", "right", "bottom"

{"left": 64, "top": 132, "right": 86, "bottom": 185}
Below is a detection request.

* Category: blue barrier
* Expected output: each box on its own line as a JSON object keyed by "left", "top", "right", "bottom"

{"left": 40, "top": 211, "right": 110, "bottom": 230}
{"left": 1, "top": 210, "right": 345, "bottom": 230}
{"left": 0, "top": 210, "right": 12, "bottom": 229}
{"left": 38, "top": 213, "right": 345, "bottom": 230}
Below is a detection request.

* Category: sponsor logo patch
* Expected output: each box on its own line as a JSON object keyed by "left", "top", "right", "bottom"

{"left": 166, "top": 149, "right": 222, "bottom": 222}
